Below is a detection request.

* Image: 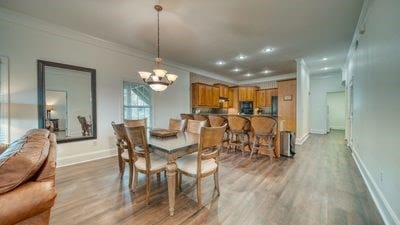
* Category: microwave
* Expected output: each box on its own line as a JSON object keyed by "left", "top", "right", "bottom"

{"left": 240, "top": 101, "right": 253, "bottom": 115}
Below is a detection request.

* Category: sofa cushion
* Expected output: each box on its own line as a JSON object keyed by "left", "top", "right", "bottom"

{"left": 0, "top": 129, "right": 50, "bottom": 194}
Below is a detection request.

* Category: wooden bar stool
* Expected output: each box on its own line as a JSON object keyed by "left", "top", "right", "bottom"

{"left": 250, "top": 116, "right": 277, "bottom": 161}
{"left": 227, "top": 115, "right": 251, "bottom": 156}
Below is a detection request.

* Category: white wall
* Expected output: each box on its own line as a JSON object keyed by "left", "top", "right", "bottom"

{"left": 344, "top": 0, "right": 400, "bottom": 224}
{"left": 310, "top": 73, "right": 344, "bottom": 134}
{"left": 296, "top": 59, "right": 310, "bottom": 145}
{"left": 326, "top": 91, "right": 345, "bottom": 130}
{"left": 0, "top": 10, "right": 191, "bottom": 166}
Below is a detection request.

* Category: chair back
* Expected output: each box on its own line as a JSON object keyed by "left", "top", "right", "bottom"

{"left": 111, "top": 122, "right": 132, "bottom": 163}
{"left": 186, "top": 119, "right": 207, "bottom": 134}
{"left": 227, "top": 115, "right": 250, "bottom": 132}
{"left": 124, "top": 118, "right": 147, "bottom": 127}
{"left": 169, "top": 118, "right": 187, "bottom": 132}
{"left": 208, "top": 115, "right": 227, "bottom": 127}
{"left": 197, "top": 125, "right": 227, "bottom": 174}
{"left": 180, "top": 114, "right": 194, "bottom": 120}
{"left": 125, "top": 126, "right": 150, "bottom": 171}
{"left": 251, "top": 116, "right": 277, "bottom": 135}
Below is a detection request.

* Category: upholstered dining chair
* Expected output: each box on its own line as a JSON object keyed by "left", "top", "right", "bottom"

{"left": 193, "top": 114, "right": 209, "bottom": 126}
{"left": 180, "top": 113, "right": 194, "bottom": 121}
{"left": 124, "top": 118, "right": 147, "bottom": 128}
{"left": 111, "top": 122, "right": 132, "bottom": 184}
{"left": 186, "top": 119, "right": 207, "bottom": 134}
{"left": 250, "top": 116, "right": 277, "bottom": 161}
{"left": 169, "top": 118, "right": 187, "bottom": 132}
{"left": 208, "top": 115, "right": 230, "bottom": 150}
{"left": 176, "top": 125, "right": 227, "bottom": 208}
{"left": 125, "top": 125, "right": 167, "bottom": 204}
{"left": 227, "top": 115, "right": 251, "bottom": 156}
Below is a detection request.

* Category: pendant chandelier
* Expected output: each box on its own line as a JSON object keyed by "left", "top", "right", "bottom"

{"left": 138, "top": 4, "right": 178, "bottom": 92}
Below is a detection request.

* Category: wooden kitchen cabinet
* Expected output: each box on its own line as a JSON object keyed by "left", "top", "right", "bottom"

{"left": 238, "top": 86, "right": 258, "bottom": 101}
{"left": 278, "top": 79, "right": 296, "bottom": 132}
{"left": 192, "top": 83, "right": 219, "bottom": 108}
{"left": 256, "top": 88, "right": 278, "bottom": 108}
{"left": 214, "top": 83, "right": 229, "bottom": 98}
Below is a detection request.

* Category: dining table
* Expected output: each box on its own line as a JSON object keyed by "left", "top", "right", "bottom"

{"left": 148, "top": 131, "right": 199, "bottom": 216}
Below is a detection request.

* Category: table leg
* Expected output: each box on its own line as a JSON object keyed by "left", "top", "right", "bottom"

{"left": 166, "top": 161, "right": 177, "bottom": 216}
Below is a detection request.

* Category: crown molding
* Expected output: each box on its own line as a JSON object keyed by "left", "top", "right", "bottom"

{"left": 238, "top": 73, "right": 296, "bottom": 85}
{"left": 0, "top": 7, "right": 234, "bottom": 83}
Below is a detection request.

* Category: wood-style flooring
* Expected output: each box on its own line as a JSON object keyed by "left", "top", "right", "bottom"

{"left": 50, "top": 131, "right": 384, "bottom": 225}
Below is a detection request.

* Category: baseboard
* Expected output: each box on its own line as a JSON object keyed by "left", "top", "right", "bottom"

{"left": 295, "top": 132, "right": 309, "bottom": 145}
{"left": 329, "top": 126, "right": 345, "bottom": 130}
{"left": 57, "top": 148, "right": 117, "bottom": 168}
{"left": 352, "top": 148, "right": 400, "bottom": 225}
{"left": 310, "top": 129, "right": 326, "bottom": 134}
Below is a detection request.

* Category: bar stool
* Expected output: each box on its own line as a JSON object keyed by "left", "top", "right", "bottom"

{"left": 250, "top": 116, "right": 277, "bottom": 161}
{"left": 208, "top": 115, "right": 230, "bottom": 150}
{"left": 227, "top": 115, "right": 251, "bottom": 156}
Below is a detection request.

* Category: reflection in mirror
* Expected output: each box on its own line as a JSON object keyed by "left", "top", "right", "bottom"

{"left": 38, "top": 61, "right": 96, "bottom": 143}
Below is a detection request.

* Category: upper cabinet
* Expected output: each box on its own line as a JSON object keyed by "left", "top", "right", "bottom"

{"left": 214, "top": 83, "right": 229, "bottom": 98}
{"left": 238, "top": 86, "right": 258, "bottom": 101}
{"left": 256, "top": 88, "right": 278, "bottom": 108}
{"left": 192, "top": 83, "right": 219, "bottom": 108}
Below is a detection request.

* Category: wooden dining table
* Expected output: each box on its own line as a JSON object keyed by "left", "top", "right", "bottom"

{"left": 148, "top": 131, "right": 199, "bottom": 216}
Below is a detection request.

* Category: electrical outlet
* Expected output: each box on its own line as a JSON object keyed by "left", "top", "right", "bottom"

{"left": 93, "top": 140, "right": 97, "bottom": 146}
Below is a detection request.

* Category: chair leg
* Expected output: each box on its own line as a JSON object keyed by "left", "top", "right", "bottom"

{"left": 196, "top": 176, "right": 202, "bottom": 208}
{"left": 214, "top": 170, "right": 220, "bottom": 196}
{"left": 157, "top": 173, "right": 161, "bottom": 184}
{"left": 250, "top": 136, "right": 258, "bottom": 160}
{"left": 128, "top": 162, "right": 134, "bottom": 190}
{"left": 146, "top": 173, "right": 151, "bottom": 205}
{"left": 178, "top": 172, "right": 182, "bottom": 191}
{"left": 240, "top": 134, "right": 245, "bottom": 156}
{"left": 118, "top": 155, "right": 124, "bottom": 177}
{"left": 132, "top": 169, "right": 138, "bottom": 192}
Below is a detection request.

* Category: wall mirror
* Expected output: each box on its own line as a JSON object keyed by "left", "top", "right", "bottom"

{"left": 38, "top": 60, "right": 97, "bottom": 143}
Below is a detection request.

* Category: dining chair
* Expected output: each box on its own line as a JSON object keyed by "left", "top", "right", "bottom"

{"left": 227, "top": 115, "right": 251, "bottom": 156}
{"left": 250, "top": 116, "right": 277, "bottom": 161}
{"left": 124, "top": 118, "right": 147, "bottom": 127}
{"left": 125, "top": 125, "right": 167, "bottom": 204}
{"left": 193, "top": 114, "right": 209, "bottom": 126}
{"left": 169, "top": 118, "right": 187, "bottom": 132}
{"left": 176, "top": 124, "right": 227, "bottom": 208}
{"left": 111, "top": 122, "right": 132, "bottom": 184}
{"left": 180, "top": 113, "right": 194, "bottom": 121}
{"left": 208, "top": 115, "right": 230, "bottom": 150}
{"left": 186, "top": 119, "right": 207, "bottom": 134}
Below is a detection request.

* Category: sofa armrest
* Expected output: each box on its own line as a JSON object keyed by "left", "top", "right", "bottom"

{"left": 0, "top": 181, "right": 57, "bottom": 225}
{"left": 0, "top": 143, "right": 9, "bottom": 154}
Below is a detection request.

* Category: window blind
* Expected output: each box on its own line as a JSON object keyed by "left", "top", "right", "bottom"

{"left": 123, "top": 81, "right": 152, "bottom": 128}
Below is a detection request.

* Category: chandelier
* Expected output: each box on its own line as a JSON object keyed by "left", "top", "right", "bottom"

{"left": 138, "top": 4, "right": 178, "bottom": 92}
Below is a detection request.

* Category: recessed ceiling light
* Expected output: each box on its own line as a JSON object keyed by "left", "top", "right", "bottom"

{"left": 262, "top": 70, "right": 272, "bottom": 74}
{"left": 236, "top": 54, "right": 247, "bottom": 60}
{"left": 263, "top": 47, "right": 274, "bottom": 53}
{"left": 322, "top": 57, "right": 328, "bottom": 61}
{"left": 244, "top": 73, "right": 253, "bottom": 77}
{"left": 232, "top": 68, "right": 242, "bottom": 72}
{"left": 323, "top": 67, "right": 329, "bottom": 70}
{"left": 216, "top": 60, "right": 226, "bottom": 66}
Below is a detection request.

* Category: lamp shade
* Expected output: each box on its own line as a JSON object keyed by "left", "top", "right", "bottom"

{"left": 166, "top": 74, "right": 178, "bottom": 82}
{"left": 46, "top": 105, "right": 54, "bottom": 111}
{"left": 149, "top": 82, "right": 168, "bottom": 92}
{"left": 153, "top": 69, "right": 167, "bottom": 77}
{"left": 138, "top": 71, "right": 151, "bottom": 80}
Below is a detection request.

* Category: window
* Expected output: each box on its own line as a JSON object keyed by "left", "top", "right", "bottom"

{"left": 123, "top": 81, "right": 152, "bottom": 128}
{"left": 0, "top": 56, "right": 10, "bottom": 143}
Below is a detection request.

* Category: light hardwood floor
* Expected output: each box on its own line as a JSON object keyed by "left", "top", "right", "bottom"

{"left": 51, "top": 131, "right": 383, "bottom": 225}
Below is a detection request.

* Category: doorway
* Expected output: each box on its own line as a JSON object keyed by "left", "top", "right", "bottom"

{"left": 326, "top": 91, "right": 345, "bottom": 132}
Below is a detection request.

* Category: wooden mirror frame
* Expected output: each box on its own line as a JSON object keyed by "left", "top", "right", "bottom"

{"left": 37, "top": 60, "right": 97, "bottom": 143}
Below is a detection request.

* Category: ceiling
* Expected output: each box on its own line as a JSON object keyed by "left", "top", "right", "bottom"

{"left": 0, "top": 0, "right": 363, "bottom": 81}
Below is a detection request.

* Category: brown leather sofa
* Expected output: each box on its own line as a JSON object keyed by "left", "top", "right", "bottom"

{"left": 0, "top": 129, "right": 57, "bottom": 225}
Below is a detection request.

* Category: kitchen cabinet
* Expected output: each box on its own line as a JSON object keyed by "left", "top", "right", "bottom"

{"left": 214, "top": 83, "right": 229, "bottom": 98}
{"left": 192, "top": 83, "right": 219, "bottom": 108}
{"left": 238, "top": 86, "right": 257, "bottom": 101}
{"left": 256, "top": 88, "right": 278, "bottom": 108}
{"left": 278, "top": 79, "right": 296, "bottom": 132}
